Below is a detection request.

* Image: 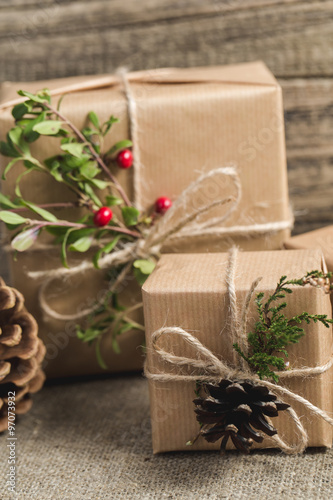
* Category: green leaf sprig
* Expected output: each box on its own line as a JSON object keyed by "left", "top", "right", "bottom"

{"left": 233, "top": 271, "right": 333, "bottom": 382}
{"left": 0, "top": 89, "right": 162, "bottom": 366}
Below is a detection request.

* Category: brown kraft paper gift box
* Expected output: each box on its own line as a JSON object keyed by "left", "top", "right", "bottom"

{"left": 142, "top": 250, "right": 333, "bottom": 453}
{"left": 0, "top": 62, "right": 291, "bottom": 377}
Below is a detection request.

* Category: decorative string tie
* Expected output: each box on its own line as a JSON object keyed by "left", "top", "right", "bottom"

{"left": 144, "top": 247, "right": 333, "bottom": 454}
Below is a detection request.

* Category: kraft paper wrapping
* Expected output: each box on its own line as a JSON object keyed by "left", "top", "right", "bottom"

{"left": 143, "top": 250, "right": 333, "bottom": 453}
{"left": 0, "top": 62, "right": 290, "bottom": 377}
{"left": 284, "top": 226, "right": 333, "bottom": 272}
{"left": 3, "top": 247, "right": 144, "bottom": 379}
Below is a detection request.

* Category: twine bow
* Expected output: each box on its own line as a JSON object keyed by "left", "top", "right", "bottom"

{"left": 30, "top": 165, "right": 241, "bottom": 320}
{"left": 144, "top": 248, "right": 333, "bottom": 454}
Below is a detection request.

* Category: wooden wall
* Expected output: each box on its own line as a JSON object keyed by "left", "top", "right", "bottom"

{"left": 1, "top": 0, "right": 333, "bottom": 234}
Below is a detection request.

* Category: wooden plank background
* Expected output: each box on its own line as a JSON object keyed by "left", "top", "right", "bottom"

{"left": 0, "top": 0, "right": 333, "bottom": 234}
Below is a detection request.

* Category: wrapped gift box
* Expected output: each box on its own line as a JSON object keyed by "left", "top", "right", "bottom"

{"left": 143, "top": 250, "right": 333, "bottom": 453}
{"left": 0, "top": 62, "right": 291, "bottom": 377}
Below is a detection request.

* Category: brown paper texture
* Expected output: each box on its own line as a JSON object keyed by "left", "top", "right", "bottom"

{"left": 6, "top": 247, "right": 144, "bottom": 379}
{"left": 284, "top": 226, "right": 333, "bottom": 272}
{"left": 0, "top": 62, "right": 290, "bottom": 377}
{"left": 143, "top": 250, "right": 333, "bottom": 452}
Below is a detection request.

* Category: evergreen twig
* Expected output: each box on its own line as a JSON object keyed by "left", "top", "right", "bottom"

{"left": 233, "top": 271, "right": 333, "bottom": 382}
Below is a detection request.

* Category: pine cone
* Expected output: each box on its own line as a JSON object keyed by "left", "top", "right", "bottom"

{"left": 0, "top": 277, "right": 46, "bottom": 432}
{"left": 194, "top": 379, "right": 290, "bottom": 454}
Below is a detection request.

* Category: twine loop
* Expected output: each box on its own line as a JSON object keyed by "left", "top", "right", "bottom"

{"left": 145, "top": 248, "right": 333, "bottom": 454}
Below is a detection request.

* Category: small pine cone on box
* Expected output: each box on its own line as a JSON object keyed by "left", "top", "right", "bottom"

{"left": 0, "top": 277, "right": 46, "bottom": 432}
{"left": 194, "top": 379, "right": 290, "bottom": 453}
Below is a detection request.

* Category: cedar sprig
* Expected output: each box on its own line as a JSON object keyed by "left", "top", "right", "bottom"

{"left": 0, "top": 89, "right": 158, "bottom": 365}
{"left": 233, "top": 272, "right": 333, "bottom": 382}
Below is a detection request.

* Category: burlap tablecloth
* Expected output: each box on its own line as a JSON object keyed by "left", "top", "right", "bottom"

{"left": 0, "top": 375, "right": 332, "bottom": 499}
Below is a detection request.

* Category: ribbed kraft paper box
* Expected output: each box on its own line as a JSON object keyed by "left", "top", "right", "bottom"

{"left": 142, "top": 250, "right": 333, "bottom": 453}
{"left": 0, "top": 62, "right": 290, "bottom": 377}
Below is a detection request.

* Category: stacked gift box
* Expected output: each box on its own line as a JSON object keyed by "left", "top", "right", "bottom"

{"left": 143, "top": 250, "right": 333, "bottom": 452}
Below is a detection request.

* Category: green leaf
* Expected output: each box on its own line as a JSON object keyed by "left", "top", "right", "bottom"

{"left": 23, "top": 158, "right": 43, "bottom": 170}
{"left": 33, "top": 120, "right": 64, "bottom": 136}
{"left": 66, "top": 228, "right": 95, "bottom": 245}
{"left": 61, "top": 227, "right": 76, "bottom": 268}
{"left": 105, "top": 140, "right": 133, "bottom": 157}
{"left": 48, "top": 227, "right": 94, "bottom": 244}
{"left": 0, "top": 193, "right": 18, "bottom": 210}
{"left": 105, "top": 195, "right": 123, "bottom": 206}
{"left": 11, "top": 227, "right": 39, "bottom": 252}
{"left": 95, "top": 340, "right": 107, "bottom": 369}
{"left": 57, "top": 93, "right": 66, "bottom": 111}
{"left": 80, "top": 161, "right": 100, "bottom": 179}
{"left": 60, "top": 154, "right": 88, "bottom": 170}
{"left": 103, "top": 115, "right": 119, "bottom": 136}
{"left": 133, "top": 267, "right": 149, "bottom": 286}
{"left": 77, "top": 327, "right": 101, "bottom": 343}
{"left": 38, "top": 89, "right": 51, "bottom": 103}
{"left": 112, "top": 337, "right": 121, "bottom": 354}
{"left": 24, "top": 130, "right": 40, "bottom": 144}
{"left": 133, "top": 260, "right": 157, "bottom": 285}
{"left": 44, "top": 157, "right": 63, "bottom": 181}
{"left": 20, "top": 200, "right": 58, "bottom": 222}
{"left": 2, "top": 157, "right": 23, "bottom": 180}
{"left": 82, "top": 183, "right": 102, "bottom": 207}
{"left": 14, "top": 168, "right": 40, "bottom": 198}
{"left": 90, "top": 178, "right": 109, "bottom": 190}
{"left": 0, "top": 140, "right": 21, "bottom": 158}
{"left": 133, "top": 259, "right": 156, "bottom": 275}
{"left": 69, "top": 236, "right": 93, "bottom": 252}
{"left": 46, "top": 225, "right": 68, "bottom": 237}
{"left": 12, "top": 102, "right": 30, "bottom": 120}
{"left": 88, "top": 111, "right": 100, "bottom": 130}
{"left": 60, "top": 142, "right": 87, "bottom": 158}
{"left": 82, "top": 127, "right": 96, "bottom": 142}
{"left": 110, "top": 291, "right": 123, "bottom": 312}
{"left": 117, "top": 322, "right": 138, "bottom": 336}
{"left": 121, "top": 206, "right": 139, "bottom": 226}
{"left": 17, "top": 90, "right": 47, "bottom": 104}
{"left": 44, "top": 156, "right": 60, "bottom": 170}
{"left": 0, "top": 211, "right": 27, "bottom": 225}
{"left": 7, "top": 127, "right": 29, "bottom": 155}
{"left": 22, "top": 112, "right": 46, "bottom": 143}
{"left": 93, "top": 236, "right": 121, "bottom": 269}
{"left": 8, "top": 127, "right": 24, "bottom": 149}
{"left": 51, "top": 169, "right": 63, "bottom": 183}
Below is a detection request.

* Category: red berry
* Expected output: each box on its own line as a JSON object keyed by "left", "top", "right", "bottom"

{"left": 155, "top": 196, "right": 172, "bottom": 214}
{"left": 116, "top": 149, "right": 133, "bottom": 169}
{"left": 93, "top": 207, "right": 113, "bottom": 227}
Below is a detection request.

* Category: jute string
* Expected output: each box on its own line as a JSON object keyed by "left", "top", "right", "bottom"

{"left": 117, "top": 68, "right": 142, "bottom": 210}
{"left": 23, "top": 71, "right": 293, "bottom": 322}
{"left": 144, "top": 248, "right": 333, "bottom": 454}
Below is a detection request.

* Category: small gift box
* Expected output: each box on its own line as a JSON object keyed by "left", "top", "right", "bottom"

{"left": 143, "top": 249, "right": 333, "bottom": 453}
{"left": 0, "top": 62, "right": 291, "bottom": 378}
